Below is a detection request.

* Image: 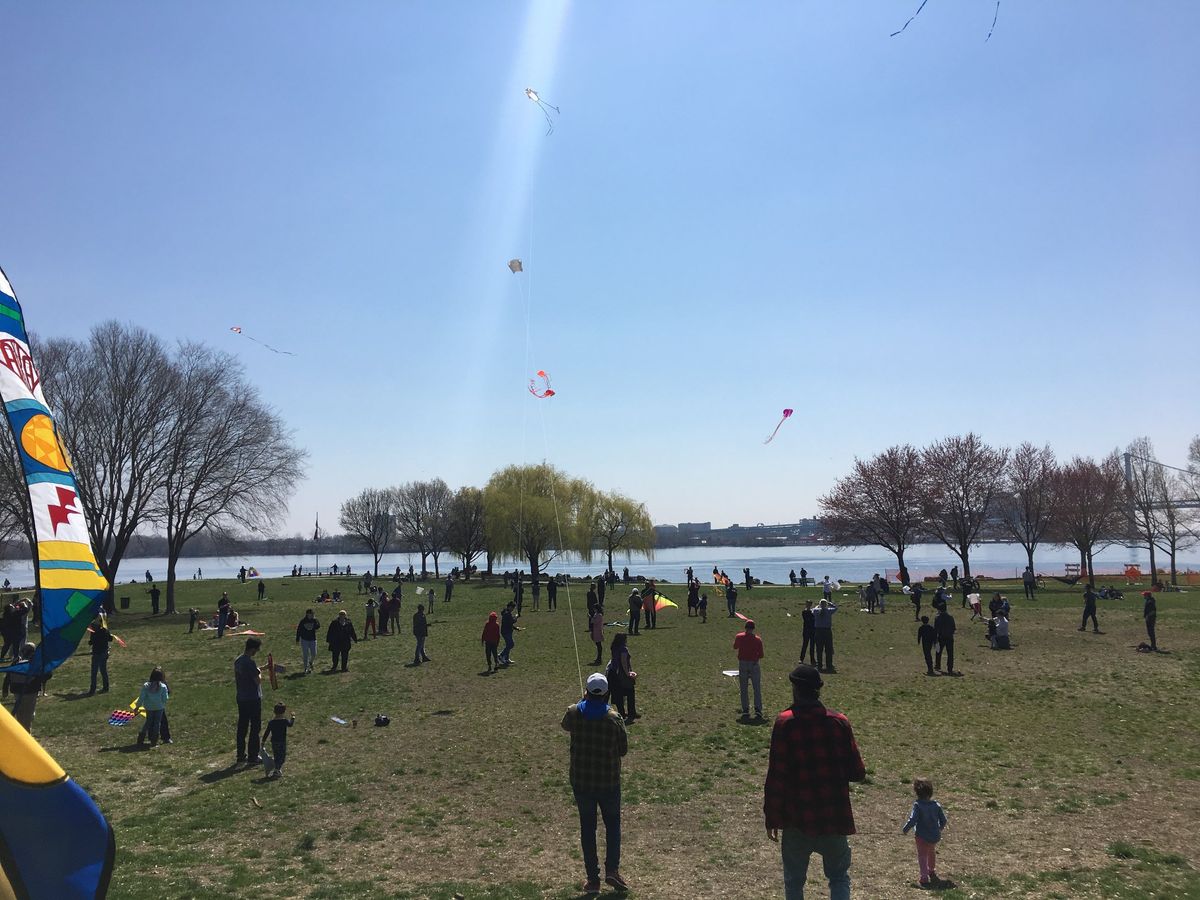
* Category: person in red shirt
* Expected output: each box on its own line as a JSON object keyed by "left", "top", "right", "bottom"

{"left": 764, "top": 664, "right": 866, "bottom": 900}
{"left": 481, "top": 612, "right": 501, "bottom": 673}
{"left": 733, "top": 620, "right": 765, "bottom": 720}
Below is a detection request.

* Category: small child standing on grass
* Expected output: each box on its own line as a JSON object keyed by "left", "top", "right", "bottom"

{"left": 698, "top": 593, "right": 708, "bottom": 623}
{"left": 902, "top": 777, "right": 948, "bottom": 887}
{"left": 364, "top": 595, "right": 378, "bottom": 638}
{"left": 262, "top": 703, "right": 295, "bottom": 778}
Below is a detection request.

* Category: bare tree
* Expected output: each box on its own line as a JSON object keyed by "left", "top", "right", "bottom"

{"left": 338, "top": 488, "right": 394, "bottom": 578}
{"left": 1124, "top": 437, "right": 1165, "bottom": 581}
{"left": 0, "top": 426, "right": 32, "bottom": 554}
{"left": 1050, "top": 453, "right": 1126, "bottom": 587}
{"left": 445, "top": 486, "right": 486, "bottom": 578}
{"left": 160, "top": 344, "right": 306, "bottom": 612}
{"left": 39, "top": 323, "right": 177, "bottom": 596}
{"left": 819, "top": 445, "right": 925, "bottom": 582}
{"left": 1152, "top": 473, "right": 1198, "bottom": 586}
{"left": 918, "top": 433, "right": 1009, "bottom": 581}
{"left": 393, "top": 479, "right": 452, "bottom": 578}
{"left": 996, "top": 443, "right": 1057, "bottom": 573}
{"left": 581, "top": 490, "right": 655, "bottom": 577}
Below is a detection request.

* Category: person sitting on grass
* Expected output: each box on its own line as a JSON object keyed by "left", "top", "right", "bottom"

{"left": 902, "top": 778, "right": 948, "bottom": 888}
{"left": 989, "top": 613, "right": 1010, "bottom": 650}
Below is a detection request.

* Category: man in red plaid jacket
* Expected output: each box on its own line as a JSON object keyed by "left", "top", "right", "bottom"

{"left": 764, "top": 664, "right": 866, "bottom": 900}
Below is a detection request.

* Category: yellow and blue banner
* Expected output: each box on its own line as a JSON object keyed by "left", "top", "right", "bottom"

{"left": 0, "top": 266, "right": 108, "bottom": 677}
{"left": 0, "top": 704, "right": 114, "bottom": 897}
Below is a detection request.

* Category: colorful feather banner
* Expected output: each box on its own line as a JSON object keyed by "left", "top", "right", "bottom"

{"left": 0, "top": 266, "right": 108, "bottom": 677}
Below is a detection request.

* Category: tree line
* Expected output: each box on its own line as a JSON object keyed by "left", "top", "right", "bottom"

{"left": 819, "top": 433, "right": 1200, "bottom": 587}
{"left": 0, "top": 322, "right": 306, "bottom": 613}
{"left": 339, "top": 464, "right": 655, "bottom": 586}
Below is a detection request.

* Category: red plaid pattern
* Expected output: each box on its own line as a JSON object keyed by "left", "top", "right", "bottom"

{"left": 764, "top": 701, "right": 866, "bottom": 834}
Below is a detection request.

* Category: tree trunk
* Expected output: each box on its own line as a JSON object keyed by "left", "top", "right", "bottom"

{"left": 432, "top": 553, "right": 440, "bottom": 578}
{"left": 420, "top": 552, "right": 429, "bottom": 579}
{"left": 959, "top": 546, "right": 971, "bottom": 581}
{"left": 527, "top": 552, "right": 541, "bottom": 596}
{"left": 1086, "top": 549, "right": 1095, "bottom": 588}
{"left": 486, "top": 550, "right": 494, "bottom": 576}
{"left": 1169, "top": 549, "right": 1177, "bottom": 585}
{"left": 1079, "top": 547, "right": 1087, "bottom": 576}
{"left": 1026, "top": 545, "right": 1035, "bottom": 572}
{"left": 894, "top": 548, "right": 907, "bottom": 584}
{"left": 373, "top": 553, "right": 380, "bottom": 578}
{"left": 165, "top": 562, "right": 179, "bottom": 615}
{"left": 1147, "top": 542, "right": 1157, "bottom": 587}
{"left": 606, "top": 548, "right": 614, "bottom": 578}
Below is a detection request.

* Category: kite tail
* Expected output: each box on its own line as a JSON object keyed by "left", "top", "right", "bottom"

{"left": 986, "top": 0, "right": 999, "bottom": 41}
{"left": 891, "top": 0, "right": 931, "bottom": 36}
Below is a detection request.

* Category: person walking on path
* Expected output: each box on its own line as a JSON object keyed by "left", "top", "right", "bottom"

{"left": 626, "top": 589, "right": 642, "bottom": 635}
{"left": 1022, "top": 566, "right": 1037, "bottom": 600}
{"left": 561, "top": 672, "right": 630, "bottom": 895}
{"left": 734, "top": 619, "right": 765, "bottom": 720}
{"left": 482, "top": 612, "right": 501, "bottom": 673}
{"left": 917, "top": 616, "right": 937, "bottom": 676}
{"left": 499, "top": 602, "right": 519, "bottom": 666}
{"left": 799, "top": 601, "right": 815, "bottom": 665}
{"left": 412, "top": 604, "right": 431, "bottom": 664}
{"left": 295, "top": 609, "right": 320, "bottom": 674}
{"left": 326, "top": 610, "right": 359, "bottom": 672}
{"left": 726, "top": 583, "right": 739, "bottom": 619}
{"left": 606, "top": 633, "right": 638, "bottom": 723}
{"left": 589, "top": 608, "right": 605, "bottom": 665}
{"left": 234, "top": 637, "right": 263, "bottom": 766}
{"left": 934, "top": 607, "right": 957, "bottom": 675}
{"left": 87, "top": 618, "right": 113, "bottom": 694}
{"left": 764, "top": 664, "right": 866, "bottom": 900}
{"left": 812, "top": 599, "right": 838, "bottom": 673}
{"left": 1143, "top": 591, "right": 1157, "bottom": 650}
{"left": 1079, "top": 585, "right": 1100, "bottom": 633}
{"left": 902, "top": 778, "right": 948, "bottom": 888}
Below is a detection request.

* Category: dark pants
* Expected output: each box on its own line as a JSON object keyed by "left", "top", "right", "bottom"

{"left": 1024, "top": 583, "right": 1035, "bottom": 600}
{"left": 151, "top": 596, "right": 160, "bottom": 615}
{"left": 814, "top": 628, "right": 834, "bottom": 670}
{"left": 236, "top": 699, "right": 261, "bottom": 761}
{"left": 413, "top": 636, "right": 429, "bottom": 663}
{"left": 331, "top": 648, "right": 349, "bottom": 671}
{"left": 936, "top": 638, "right": 955, "bottom": 673}
{"left": 800, "top": 631, "right": 814, "bottom": 664}
{"left": 1146, "top": 618, "right": 1156, "bottom": 649}
{"left": 592, "top": 641, "right": 602, "bottom": 664}
{"left": 501, "top": 632, "right": 514, "bottom": 662}
{"left": 364, "top": 616, "right": 376, "bottom": 637}
{"left": 645, "top": 605, "right": 657, "bottom": 629}
{"left": 89, "top": 654, "right": 109, "bottom": 692}
{"left": 271, "top": 740, "right": 287, "bottom": 773}
{"left": 548, "top": 592, "right": 557, "bottom": 610}
{"left": 912, "top": 599, "right": 921, "bottom": 620}
{"left": 1081, "top": 606, "right": 1098, "bottom": 630}
{"left": 573, "top": 785, "right": 621, "bottom": 882}
{"left": 485, "top": 642, "right": 499, "bottom": 669}
{"left": 727, "top": 596, "right": 736, "bottom": 617}
{"left": 217, "top": 609, "right": 229, "bottom": 638}
{"left": 922, "top": 643, "right": 935, "bottom": 673}
{"left": 628, "top": 611, "right": 639, "bottom": 634}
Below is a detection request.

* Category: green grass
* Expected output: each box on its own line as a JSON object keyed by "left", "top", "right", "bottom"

{"left": 26, "top": 574, "right": 1200, "bottom": 898}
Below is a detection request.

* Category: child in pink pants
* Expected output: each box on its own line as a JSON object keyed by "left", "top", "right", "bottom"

{"left": 902, "top": 778, "right": 948, "bottom": 887}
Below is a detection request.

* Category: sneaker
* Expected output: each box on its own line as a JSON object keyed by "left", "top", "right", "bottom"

{"left": 605, "top": 871, "right": 630, "bottom": 892}
{"left": 582, "top": 879, "right": 601, "bottom": 894}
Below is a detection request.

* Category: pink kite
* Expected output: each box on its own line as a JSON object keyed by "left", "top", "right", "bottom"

{"left": 734, "top": 612, "right": 750, "bottom": 622}
{"left": 764, "top": 408, "right": 793, "bottom": 444}
{"left": 87, "top": 625, "right": 127, "bottom": 648}
{"left": 528, "top": 370, "right": 555, "bottom": 399}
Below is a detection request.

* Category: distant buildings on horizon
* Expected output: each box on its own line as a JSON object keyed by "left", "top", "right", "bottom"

{"left": 653, "top": 519, "right": 824, "bottom": 548}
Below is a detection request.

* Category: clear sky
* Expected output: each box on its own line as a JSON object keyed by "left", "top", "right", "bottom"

{"left": 2, "top": 1, "right": 1197, "bottom": 536}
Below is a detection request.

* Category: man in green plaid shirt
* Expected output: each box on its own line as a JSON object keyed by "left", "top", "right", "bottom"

{"left": 561, "top": 672, "right": 629, "bottom": 895}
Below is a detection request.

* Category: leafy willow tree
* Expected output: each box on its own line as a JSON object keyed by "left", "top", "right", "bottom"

{"left": 996, "top": 442, "right": 1057, "bottom": 573}
{"left": 339, "top": 487, "right": 395, "bottom": 578}
{"left": 446, "top": 486, "right": 486, "bottom": 579}
{"left": 918, "top": 433, "right": 1009, "bottom": 581}
{"left": 159, "top": 344, "right": 305, "bottom": 612}
{"left": 581, "top": 490, "right": 654, "bottom": 576}
{"left": 483, "top": 463, "right": 590, "bottom": 591}
{"left": 819, "top": 445, "right": 924, "bottom": 581}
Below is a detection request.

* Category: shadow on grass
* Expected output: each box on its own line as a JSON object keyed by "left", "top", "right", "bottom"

{"left": 99, "top": 743, "right": 147, "bottom": 754}
{"left": 198, "top": 764, "right": 252, "bottom": 784}
{"left": 737, "top": 716, "right": 769, "bottom": 727}
{"left": 56, "top": 690, "right": 99, "bottom": 702}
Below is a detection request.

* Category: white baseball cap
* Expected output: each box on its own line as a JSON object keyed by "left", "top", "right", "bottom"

{"left": 586, "top": 672, "right": 609, "bottom": 695}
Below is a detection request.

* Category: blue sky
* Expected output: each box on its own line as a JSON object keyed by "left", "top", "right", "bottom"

{"left": 2, "top": 1, "right": 1197, "bottom": 535}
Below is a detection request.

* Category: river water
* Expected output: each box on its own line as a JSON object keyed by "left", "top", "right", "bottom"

{"left": 2, "top": 542, "right": 1191, "bottom": 589}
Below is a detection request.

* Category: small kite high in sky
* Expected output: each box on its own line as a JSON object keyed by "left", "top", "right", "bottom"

{"left": 508, "top": 259, "right": 523, "bottom": 274}
{"left": 528, "top": 370, "right": 555, "bottom": 399}
{"left": 230, "top": 326, "right": 295, "bottom": 356}
{"left": 891, "top": 0, "right": 1000, "bottom": 40}
{"left": 525, "top": 88, "right": 559, "bottom": 134}
{"left": 764, "top": 408, "right": 794, "bottom": 444}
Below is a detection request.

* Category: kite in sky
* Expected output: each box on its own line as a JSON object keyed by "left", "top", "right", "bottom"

{"left": 230, "top": 326, "right": 295, "bottom": 356}
{"left": 508, "top": 259, "right": 523, "bottom": 274}
{"left": 764, "top": 408, "right": 793, "bottom": 444}
{"left": 891, "top": 0, "right": 1000, "bottom": 40}
{"left": 525, "top": 88, "right": 559, "bottom": 134}
{"left": 528, "top": 370, "right": 555, "bottom": 399}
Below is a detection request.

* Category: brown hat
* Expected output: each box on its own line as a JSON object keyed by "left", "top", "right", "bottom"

{"left": 788, "top": 663, "right": 823, "bottom": 690}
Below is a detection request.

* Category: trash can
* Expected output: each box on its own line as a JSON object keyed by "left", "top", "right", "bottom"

{"left": 119, "top": 596, "right": 130, "bottom": 610}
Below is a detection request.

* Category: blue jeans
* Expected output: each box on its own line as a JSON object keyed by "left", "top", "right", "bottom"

{"left": 781, "top": 831, "right": 851, "bottom": 900}
{"left": 217, "top": 609, "right": 229, "bottom": 638}
{"left": 414, "top": 636, "right": 428, "bottom": 663}
{"left": 573, "top": 785, "right": 621, "bottom": 881}
{"left": 501, "top": 633, "right": 514, "bottom": 662}
{"left": 89, "top": 654, "right": 109, "bottom": 692}
{"left": 144, "top": 709, "right": 164, "bottom": 745}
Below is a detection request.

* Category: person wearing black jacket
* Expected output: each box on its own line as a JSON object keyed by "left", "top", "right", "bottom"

{"left": 87, "top": 620, "right": 113, "bottom": 694}
{"left": 917, "top": 616, "right": 937, "bottom": 676}
{"left": 412, "top": 604, "right": 431, "bottom": 665}
{"left": 296, "top": 609, "right": 320, "bottom": 674}
{"left": 934, "top": 608, "right": 957, "bottom": 675}
{"left": 547, "top": 576, "right": 558, "bottom": 611}
{"left": 325, "top": 610, "right": 358, "bottom": 672}
{"left": 1143, "top": 591, "right": 1157, "bottom": 650}
{"left": 799, "top": 601, "right": 815, "bottom": 664}
{"left": 1079, "top": 586, "right": 1100, "bottom": 633}
{"left": 910, "top": 582, "right": 925, "bottom": 620}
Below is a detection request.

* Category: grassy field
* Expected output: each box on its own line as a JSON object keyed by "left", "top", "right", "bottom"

{"left": 24, "top": 572, "right": 1200, "bottom": 899}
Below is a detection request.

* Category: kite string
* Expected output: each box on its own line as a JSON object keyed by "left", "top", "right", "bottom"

{"left": 890, "top": 0, "right": 930, "bottom": 36}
